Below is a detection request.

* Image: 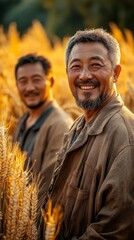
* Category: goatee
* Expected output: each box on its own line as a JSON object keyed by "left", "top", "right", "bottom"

{"left": 75, "top": 93, "right": 106, "bottom": 110}
{"left": 26, "top": 99, "right": 46, "bottom": 109}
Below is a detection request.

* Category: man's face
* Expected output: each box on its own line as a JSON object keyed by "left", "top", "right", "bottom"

{"left": 67, "top": 42, "right": 118, "bottom": 111}
{"left": 16, "top": 62, "right": 51, "bottom": 109}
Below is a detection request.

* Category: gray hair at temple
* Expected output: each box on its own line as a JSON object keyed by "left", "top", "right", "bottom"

{"left": 65, "top": 28, "right": 121, "bottom": 69}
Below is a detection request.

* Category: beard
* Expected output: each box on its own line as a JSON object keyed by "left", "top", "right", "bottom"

{"left": 74, "top": 79, "right": 107, "bottom": 110}
{"left": 75, "top": 92, "right": 106, "bottom": 111}
{"left": 26, "top": 99, "right": 46, "bottom": 109}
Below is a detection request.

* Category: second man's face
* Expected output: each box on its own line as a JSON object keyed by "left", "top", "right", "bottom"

{"left": 67, "top": 42, "right": 116, "bottom": 111}
{"left": 16, "top": 62, "right": 51, "bottom": 109}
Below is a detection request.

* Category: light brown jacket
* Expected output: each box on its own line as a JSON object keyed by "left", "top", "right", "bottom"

{"left": 49, "top": 95, "right": 134, "bottom": 240}
{"left": 13, "top": 102, "right": 73, "bottom": 199}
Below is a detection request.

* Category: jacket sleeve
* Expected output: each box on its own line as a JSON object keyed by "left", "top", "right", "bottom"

{"left": 38, "top": 119, "right": 72, "bottom": 200}
{"left": 77, "top": 146, "right": 134, "bottom": 240}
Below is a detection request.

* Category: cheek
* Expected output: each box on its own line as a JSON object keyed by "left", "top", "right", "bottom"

{"left": 67, "top": 72, "right": 78, "bottom": 88}
{"left": 99, "top": 76, "right": 113, "bottom": 95}
{"left": 68, "top": 70, "right": 78, "bottom": 79}
{"left": 68, "top": 79, "right": 76, "bottom": 94}
{"left": 17, "top": 88, "right": 24, "bottom": 96}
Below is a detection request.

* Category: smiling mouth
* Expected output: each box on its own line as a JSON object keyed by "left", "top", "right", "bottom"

{"left": 78, "top": 84, "right": 97, "bottom": 90}
{"left": 24, "top": 93, "right": 39, "bottom": 97}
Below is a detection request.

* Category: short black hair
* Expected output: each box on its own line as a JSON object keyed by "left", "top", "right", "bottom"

{"left": 15, "top": 53, "right": 52, "bottom": 79}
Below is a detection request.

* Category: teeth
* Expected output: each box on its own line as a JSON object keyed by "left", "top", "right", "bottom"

{"left": 80, "top": 85, "right": 95, "bottom": 90}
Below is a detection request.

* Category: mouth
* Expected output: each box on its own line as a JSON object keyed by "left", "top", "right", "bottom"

{"left": 78, "top": 84, "right": 97, "bottom": 90}
{"left": 24, "top": 92, "right": 39, "bottom": 97}
{"left": 75, "top": 80, "right": 99, "bottom": 91}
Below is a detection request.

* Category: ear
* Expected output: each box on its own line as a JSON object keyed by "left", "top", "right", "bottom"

{"left": 49, "top": 76, "right": 54, "bottom": 87}
{"left": 113, "top": 65, "right": 121, "bottom": 83}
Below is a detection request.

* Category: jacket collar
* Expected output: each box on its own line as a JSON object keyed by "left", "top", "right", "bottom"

{"left": 66, "top": 95, "right": 124, "bottom": 151}
{"left": 19, "top": 101, "right": 54, "bottom": 132}
{"left": 86, "top": 94, "right": 124, "bottom": 135}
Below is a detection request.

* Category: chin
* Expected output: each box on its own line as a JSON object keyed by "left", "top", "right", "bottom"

{"left": 26, "top": 100, "right": 46, "bottom": 109}
{"left": 75, "top": 94, "right": 105, "bottom": 111}
{"left": 27, "top": 105, "right": 38, "bottom": 109}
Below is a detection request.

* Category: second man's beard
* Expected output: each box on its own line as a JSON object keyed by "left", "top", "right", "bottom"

{"left": 26, "top": 99, "right": 46, "bottom": 109}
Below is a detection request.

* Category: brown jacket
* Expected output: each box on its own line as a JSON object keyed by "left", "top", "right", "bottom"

{"left": 13, "top": 101, "right": 73, "bottom": 199}
{"left": 49, "top": 95, "right": 134, "bottom": 240}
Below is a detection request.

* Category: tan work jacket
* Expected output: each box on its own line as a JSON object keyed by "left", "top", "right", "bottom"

{"left": 49, "top": 95, "right": 134, "bottom": 240}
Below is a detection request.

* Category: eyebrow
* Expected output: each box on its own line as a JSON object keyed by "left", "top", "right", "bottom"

{"left": 69, "top": 56, "right": 104, "bottom": 65}
{"left": 17, "top": 74, "right": 42, "bottom": 80}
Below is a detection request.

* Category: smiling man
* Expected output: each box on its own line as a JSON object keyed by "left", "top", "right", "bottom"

{"left": 66, "top": 37, "right": 121, "bottom": 121}
{"left": 13, "top": 53, "right": 73, "bottom": 200}
{"left": 44, "top": 29, "right": 134, "bottom": 240}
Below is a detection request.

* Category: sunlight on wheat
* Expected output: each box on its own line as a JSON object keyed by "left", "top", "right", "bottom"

{"left": 0, "top": 21, "right": 133, "bottom": 131}
{"left": 110, "top": 23, "right": 134, "bottom": 112}
{"left": 42, "top": 199, "right": 63, "bottom": 240}
{"left": 0, "top": 21, "right": 133, "bottom": 239}
{"left": 0, "top": 124, "right": 40, "bottom": 240}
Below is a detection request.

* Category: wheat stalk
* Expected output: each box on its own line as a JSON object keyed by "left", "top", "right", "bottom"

{"left": 42, "top": 200, "right": 63, "bottom": 240}
{"left": 0, "top": 124, "right": 40, "bottom": 240}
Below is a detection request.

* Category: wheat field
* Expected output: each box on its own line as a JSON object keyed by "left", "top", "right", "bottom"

{"left": 0, "top": 21, "right": 134, "bottom": 240}
{"left": 0, "top": 21, "right": 133, "bottom": 126}
{"left": 0, "top": 124, "right": 40, "bottom": 239}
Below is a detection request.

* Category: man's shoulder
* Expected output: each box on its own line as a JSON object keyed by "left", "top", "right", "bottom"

{"left": 40, "top": 104, "right": 73, "bottom": 130}
{"left": 49, "top": 104, "right": 73, "bottom": 124}
{"left": 92, "top": 95, "right": 134, "bottom": 135}
{"left": 118, "top": 105, "right": 134, "bottom": 136}
{"left": 114, "top": 105, "right": 134, "bottom": 127}
{"left": 120, "top": 105, "right": 134, "bottom": 119}
{"left": 105, "top": 105, "right": 134, "bottom": 145}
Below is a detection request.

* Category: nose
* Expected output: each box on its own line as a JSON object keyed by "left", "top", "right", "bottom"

{"left": 79, "top": 66, "right": 92, "bottom": 80}
{"left": 25, "top": 80, "right": 35, "bottom": 91}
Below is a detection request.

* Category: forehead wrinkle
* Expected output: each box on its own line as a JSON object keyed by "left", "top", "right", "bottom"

{"left": 90, "top": 56, "right": 104, "bottom": 61}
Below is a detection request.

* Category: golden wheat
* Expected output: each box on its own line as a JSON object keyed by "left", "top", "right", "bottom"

{"left": 0, "top": 124, "right": 39, "bottom": 240}
{"left": 0, "top": 21, "right": 132, "bottom": 128}
{"left": 0, "top": 123, "right": 59, "bottom": 240}
{"left": 0, "top": 22, "right": 133, "bottom": 239}
{"left": 42, "top": 199, "right": 63, "bottom": 240}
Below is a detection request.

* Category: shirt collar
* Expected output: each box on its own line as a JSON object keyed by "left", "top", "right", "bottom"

{"left": 20, "top": 102, "right": 54, "bottom": 132}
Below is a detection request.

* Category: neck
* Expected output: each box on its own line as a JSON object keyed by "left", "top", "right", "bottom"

{"left": 26, "top": 100, "right": 52, "bottom": 129}
{"left": 84, "top": 92, "right": 116, "bottom": 122}
{"left": 29, "top": 100, "right": 52, "bottom": 117}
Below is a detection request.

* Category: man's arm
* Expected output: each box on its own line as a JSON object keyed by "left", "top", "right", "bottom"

{"left": 38, "top": 120, "right": 71, "bottom": 200}
{"left": 75, "top": 146, "right": 134, "bottom": 240}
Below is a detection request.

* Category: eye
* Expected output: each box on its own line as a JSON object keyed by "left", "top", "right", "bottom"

{"left": 70, "top": 65, "right": 81, "bottom": 70}
{"left": 33, "top": 77, "right": 42, "bottom": 84}
{"left": 91, "top": 63, "right": 103, "bottom": 71}
{"left": 18, "top": 79, "right": 27, "bottom": 86}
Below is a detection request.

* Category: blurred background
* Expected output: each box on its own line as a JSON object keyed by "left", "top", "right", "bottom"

{"left": 0, "top": 0, "right": 134, "bottom": 129}
{"left": 1, "top": 0, "right": 134, "bottom": 41}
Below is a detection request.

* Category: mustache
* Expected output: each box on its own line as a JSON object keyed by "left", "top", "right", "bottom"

{"left": 24, "top": 91, "right": 39, "bottom": 97}
{"left": 75, "top": 79, "right": 100, "bottom": 87}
